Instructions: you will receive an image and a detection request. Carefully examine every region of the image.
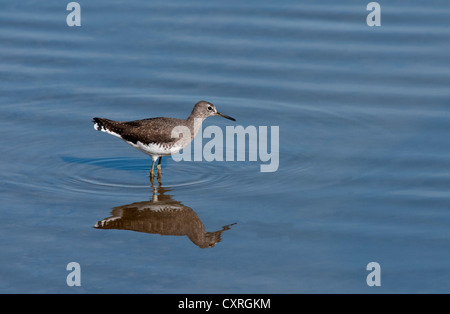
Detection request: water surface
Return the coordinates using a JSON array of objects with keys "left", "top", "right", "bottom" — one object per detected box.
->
[{"left": 1, "top": 0, "right": 449, "bottom": 293}]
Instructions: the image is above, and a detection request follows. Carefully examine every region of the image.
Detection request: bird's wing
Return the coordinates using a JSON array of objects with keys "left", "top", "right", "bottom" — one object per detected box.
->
[{"left": 94, "top": 117, "right": 186, "bottom": 145}]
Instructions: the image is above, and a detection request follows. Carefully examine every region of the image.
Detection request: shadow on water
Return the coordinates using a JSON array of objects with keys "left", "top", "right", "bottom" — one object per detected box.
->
[{"left": 94, "top": 184, "right": 236, "bottom": 249}]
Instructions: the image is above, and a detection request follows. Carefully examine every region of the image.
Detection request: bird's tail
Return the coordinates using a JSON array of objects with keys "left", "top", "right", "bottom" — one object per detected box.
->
[
  {"left": 93, "top": 117, "right": 109, "bottom": 132},
  {"left": 92, "top": 117, "right": 125, "bottom": 141}
]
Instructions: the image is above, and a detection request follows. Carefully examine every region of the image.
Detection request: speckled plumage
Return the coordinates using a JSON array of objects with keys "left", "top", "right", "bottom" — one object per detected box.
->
[{"left": 93, "top": 117, "right": 187, "bottom": 148}]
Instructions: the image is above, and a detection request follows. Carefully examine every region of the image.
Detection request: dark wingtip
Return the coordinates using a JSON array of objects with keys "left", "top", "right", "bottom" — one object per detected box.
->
[{"left": 93, "top": 117, "right": 104, "bottom": 131}]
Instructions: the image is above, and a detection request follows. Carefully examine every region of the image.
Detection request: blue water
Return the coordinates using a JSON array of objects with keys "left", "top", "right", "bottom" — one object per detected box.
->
[{"left": 1, "top": 0, "right": 449, "bottom": 293}]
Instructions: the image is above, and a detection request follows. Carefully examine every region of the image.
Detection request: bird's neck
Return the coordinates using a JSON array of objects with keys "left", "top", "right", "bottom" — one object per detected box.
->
[{"left": 186, "top": 115, "right": 206, "bottom": 138}]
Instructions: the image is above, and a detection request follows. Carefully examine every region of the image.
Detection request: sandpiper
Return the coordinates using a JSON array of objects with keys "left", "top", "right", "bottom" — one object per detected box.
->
[{"left": 93, "top": 101, "right": 235, "bottom": 179}]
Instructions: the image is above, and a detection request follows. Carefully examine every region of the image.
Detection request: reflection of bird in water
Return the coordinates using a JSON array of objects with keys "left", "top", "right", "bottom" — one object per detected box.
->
[{"left": 94, "top": 185, "right": 235, "bottom": 248}]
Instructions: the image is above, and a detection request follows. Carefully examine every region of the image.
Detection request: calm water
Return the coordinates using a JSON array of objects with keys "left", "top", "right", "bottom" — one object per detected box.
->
[{"left": 1, "top": 0, "right": 449, "bottom": 293}]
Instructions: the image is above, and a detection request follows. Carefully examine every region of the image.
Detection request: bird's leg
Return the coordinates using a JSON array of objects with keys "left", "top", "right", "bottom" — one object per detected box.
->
[
  {"left": 150, "top": 158, "right": 156, "bottom": 182},
  {"left": 157, "top": 171, "right": 161, "bottom": 185},
  {"left": 157, "top": 157, "right": 162, "bottom": 171},
  {"left": 156, "top": 157, "right": 162, "bottom": 184}
]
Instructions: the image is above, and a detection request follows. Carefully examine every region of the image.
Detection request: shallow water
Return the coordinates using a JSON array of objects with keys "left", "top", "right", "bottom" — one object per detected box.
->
[{"left": 1, "top": 0, "right": 449, "bottom": 293}]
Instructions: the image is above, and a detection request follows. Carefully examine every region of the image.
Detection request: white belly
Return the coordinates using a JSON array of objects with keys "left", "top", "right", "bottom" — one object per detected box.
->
[{"left": 129, "top": 140, "right": 183, "bottom": 157}]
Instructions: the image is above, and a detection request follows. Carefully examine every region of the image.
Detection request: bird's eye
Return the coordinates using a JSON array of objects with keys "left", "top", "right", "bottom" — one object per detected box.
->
[{"left": 207, "top": 106, "right": 213, "bottom": 111}]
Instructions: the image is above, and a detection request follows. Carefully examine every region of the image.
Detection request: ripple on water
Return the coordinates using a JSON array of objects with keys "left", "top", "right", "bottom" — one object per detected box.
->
[{"left": 55, "top": 156, "right": 238, "bottom": 196}]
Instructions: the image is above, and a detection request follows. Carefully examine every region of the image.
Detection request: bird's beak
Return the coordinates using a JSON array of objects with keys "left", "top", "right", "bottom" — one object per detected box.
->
[{"left": 216, "top": 111, "right": 236, "bottom": 121}]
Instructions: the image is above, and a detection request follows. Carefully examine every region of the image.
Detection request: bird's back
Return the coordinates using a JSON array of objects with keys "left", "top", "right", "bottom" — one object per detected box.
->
[{"left": 93, "top": 117, "right": 189, "bottom": 146}]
